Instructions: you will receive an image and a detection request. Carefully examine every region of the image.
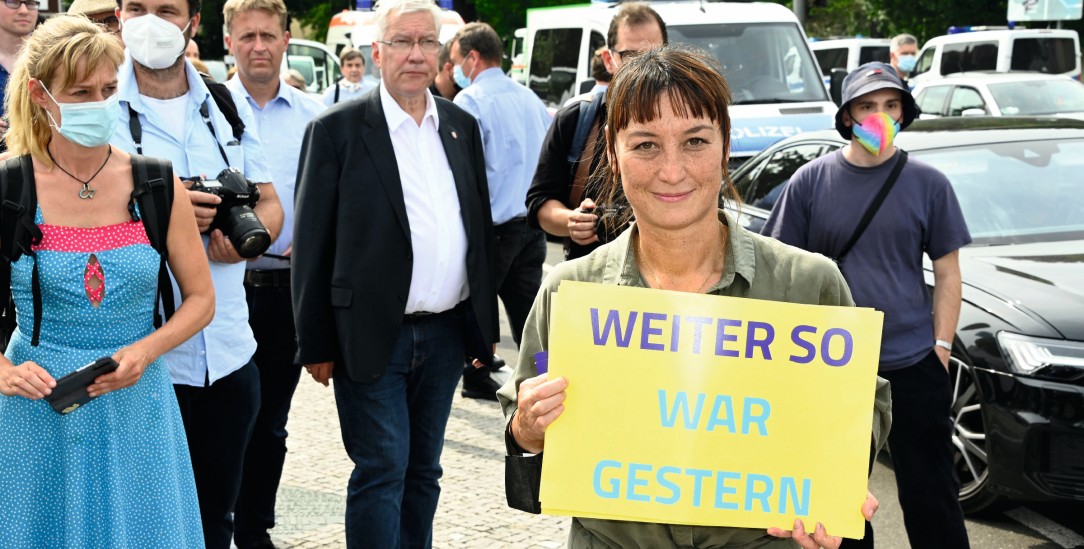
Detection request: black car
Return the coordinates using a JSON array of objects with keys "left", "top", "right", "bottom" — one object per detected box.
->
[{"left": 727, "top": 117, "right": 1084, "bottom": 514}]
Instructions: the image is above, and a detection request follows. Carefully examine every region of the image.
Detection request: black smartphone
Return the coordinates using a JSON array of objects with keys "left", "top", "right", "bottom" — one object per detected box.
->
[{"left": 43, "top": 356, "right": 119, "bottom": 415}]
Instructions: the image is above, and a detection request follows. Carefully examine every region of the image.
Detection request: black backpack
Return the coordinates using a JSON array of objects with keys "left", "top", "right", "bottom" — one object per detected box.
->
[
  {"left": 0, "top": 154, "right": 175, "bottom": 349},
  {"left": 202, "top": 74, "right": 245, "bottom": 142}
]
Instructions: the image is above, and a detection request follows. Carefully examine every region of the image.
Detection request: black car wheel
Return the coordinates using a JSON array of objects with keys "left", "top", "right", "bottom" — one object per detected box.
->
[{"left": 950, "top": 355, "right": 1004, "bottom": 514}]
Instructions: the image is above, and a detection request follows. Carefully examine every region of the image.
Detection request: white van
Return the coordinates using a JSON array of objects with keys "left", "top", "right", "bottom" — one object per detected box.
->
[
  {"left": 326, "top": 5, "right": 464, "bottom": 83},
  {"left": 523, "top": 0, "right": 836, "bottom": 162},
  {"left": 909, "top": 28, "right": 1081, "bottom": 87},
  {"left": 810, "top": 38, "right": 892, "bottom": 86},
  {"left": 284, "top": 39, "right": 342, "bottom": 95}
]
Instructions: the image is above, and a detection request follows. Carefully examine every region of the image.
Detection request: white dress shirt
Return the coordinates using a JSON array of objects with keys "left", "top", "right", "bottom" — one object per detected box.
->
[{"left": 379, "top": 82, "right": 469, "bottom": 314}]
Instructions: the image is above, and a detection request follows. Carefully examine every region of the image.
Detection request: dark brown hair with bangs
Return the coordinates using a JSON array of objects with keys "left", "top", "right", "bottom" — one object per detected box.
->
[{"left": 597, "top": 45, "right": 740, "bottom": 234}]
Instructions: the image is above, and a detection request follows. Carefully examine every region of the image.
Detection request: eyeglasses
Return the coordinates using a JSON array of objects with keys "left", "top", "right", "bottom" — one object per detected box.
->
[
  {"left": 4, "top": 0, "right": 38, "bottom": 10},
  {"left": 377, "top": 38, "right": 440, "bottom": 54},
  {"left": 98, "top": 15, "right": 120, "bottom": 29}
]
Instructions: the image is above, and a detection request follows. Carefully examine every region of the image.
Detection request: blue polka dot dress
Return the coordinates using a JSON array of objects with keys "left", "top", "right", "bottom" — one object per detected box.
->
[{"left": 0, "top": 206, "right": 204, "bottom": 548}]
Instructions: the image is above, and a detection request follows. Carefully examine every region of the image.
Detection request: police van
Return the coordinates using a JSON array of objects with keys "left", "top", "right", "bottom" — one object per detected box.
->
[
  {"left": 908, "top": 28, "right": 1081, "bottom": 87},
  {"left": 523, "top": 0, "right": 836, "bottom": 162},
  {"left": 810, "top": 37, "right": 892, "bottom": 87}
]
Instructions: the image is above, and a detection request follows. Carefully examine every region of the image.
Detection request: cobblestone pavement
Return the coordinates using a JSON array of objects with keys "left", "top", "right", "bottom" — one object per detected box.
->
[{"left": 266, "top": 324, "right": 568, "bottom": 548}]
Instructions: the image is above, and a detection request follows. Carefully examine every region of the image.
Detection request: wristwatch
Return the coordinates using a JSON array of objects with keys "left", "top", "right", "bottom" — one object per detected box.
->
[{"left": 935, "top": 339, "right": 952, "bottom": 351}]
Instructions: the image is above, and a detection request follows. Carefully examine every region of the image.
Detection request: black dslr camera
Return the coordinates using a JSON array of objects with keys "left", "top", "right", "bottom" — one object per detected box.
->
[
  {"left": 581, "top": 202, "right": 631, "bottom": 244},
  {"left": 188, "top": 168, "right": 271, "bottom": 258}
]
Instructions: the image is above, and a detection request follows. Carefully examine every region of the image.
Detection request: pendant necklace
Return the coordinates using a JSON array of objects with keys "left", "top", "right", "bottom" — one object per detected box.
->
[{"left": 47, "top": 145, "right": 112, "bottom": 200}]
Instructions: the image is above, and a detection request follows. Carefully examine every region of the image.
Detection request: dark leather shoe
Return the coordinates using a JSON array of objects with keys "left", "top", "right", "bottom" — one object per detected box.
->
[
  {"left": 489, "top": 353, "right": 507, "bottom": 372},
  {"left": 461, "top": 372, "right": 501, "bottom": 401},
  {"left": 234, "top": 532, "right": 276, "bottom": 549}
]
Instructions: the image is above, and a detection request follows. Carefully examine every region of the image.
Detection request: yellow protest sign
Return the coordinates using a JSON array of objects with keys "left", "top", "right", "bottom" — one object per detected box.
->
[{"left": 539, "top": 281, "right": 883, "bottom": 539}]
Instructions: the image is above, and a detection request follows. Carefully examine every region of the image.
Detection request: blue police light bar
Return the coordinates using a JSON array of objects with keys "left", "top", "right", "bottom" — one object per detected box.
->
[{"left": 438, "top": 0, "right": 453, "bottom": 8}]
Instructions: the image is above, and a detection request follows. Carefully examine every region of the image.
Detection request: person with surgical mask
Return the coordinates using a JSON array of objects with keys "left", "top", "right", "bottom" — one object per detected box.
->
[
  {"left": 763, "top": 62, "right": 972, "bottom": 549},
  {"left": 111, "top": 1, "right": 284, "bottom": 548},
  {"left": 890, "top": 33, "right": 919, "bottom": 85},
  {"left": 0, "top": 15, "right": 214, "bottom": 546}
]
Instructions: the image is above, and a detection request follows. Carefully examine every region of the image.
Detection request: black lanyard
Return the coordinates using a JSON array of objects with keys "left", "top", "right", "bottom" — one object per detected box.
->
[{"left": 127, "top": 99, "right": 232, "bottom": 168}]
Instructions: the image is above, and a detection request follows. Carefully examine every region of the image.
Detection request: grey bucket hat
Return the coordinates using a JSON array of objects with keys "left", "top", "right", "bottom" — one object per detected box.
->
[{"left": 835, "top": 62, "right": 919, "bottom": 139}]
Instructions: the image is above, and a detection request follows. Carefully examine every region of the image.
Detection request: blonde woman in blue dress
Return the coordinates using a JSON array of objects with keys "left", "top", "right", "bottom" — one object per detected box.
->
[{"left": 0, "top": 15, "right": 214, "bottom": 547}]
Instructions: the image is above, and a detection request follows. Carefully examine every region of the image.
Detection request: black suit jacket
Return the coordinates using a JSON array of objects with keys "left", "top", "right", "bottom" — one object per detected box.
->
[{"left": 292, "top": 89, "right": 498, "bottom": 383}]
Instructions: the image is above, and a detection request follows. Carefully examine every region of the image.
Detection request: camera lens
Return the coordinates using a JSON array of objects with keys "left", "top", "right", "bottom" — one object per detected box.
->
[
  {"left": 235, "top": 230, "right": 272, "bottom": 258},
  {"left": 220, "top": 208, "right": 271, "bottom": 258}
]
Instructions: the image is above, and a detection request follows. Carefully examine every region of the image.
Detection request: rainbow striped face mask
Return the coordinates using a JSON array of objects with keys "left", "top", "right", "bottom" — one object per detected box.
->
[{"left": 853, "top": 112, "right": 901, "bottom": 156}]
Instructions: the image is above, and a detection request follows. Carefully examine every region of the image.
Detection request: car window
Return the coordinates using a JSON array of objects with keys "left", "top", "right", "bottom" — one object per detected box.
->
[
  {"left": 989, "top": 79, "right": 1084, "bottom": 115},
  {"left": 948, "top": 86, "right": 987, "bottom": 116},
  {"left": 858, "top": 45, "right": 890, "bottom": 65},
  {"left": 529, "top": 28, "right": 583, "bottom": 108},
  {"left": 916, "top": 85, "right": 951, "bottom": 115},
  {"left": 917, "top": 138, "right": 1084, "bottom": 244},
  {"left": 744, "top": 143, "right": 835, "bottom": 210},
  {"left": 586, "top": 31, "right": 605, "bottom": 77},
  {"left": 941, "top": 41, "right": 998, "bottom": 74},
  {"left": 670, "top": 23, "right": 829, "bottom": 103},
  {"left": 814, "top": 48, "right": 848, "bottom": 77},
  {"left": 1010, "top": 37, "right": 1078, "bottom": 74},
  {"left": 913, "top": 47, "right": 935, "bottom": 76}
]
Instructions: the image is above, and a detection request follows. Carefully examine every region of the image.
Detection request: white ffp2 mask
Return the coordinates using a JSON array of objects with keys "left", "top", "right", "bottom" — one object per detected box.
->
[{"left": 122, "top": 14, "right": 191, "bottom": 70}]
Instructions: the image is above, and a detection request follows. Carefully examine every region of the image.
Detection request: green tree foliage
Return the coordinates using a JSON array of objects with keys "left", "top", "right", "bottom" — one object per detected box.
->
[
  {"left": 291, "top": 0, "right": 350, "bottom": 43},
  {"left": 194, "top": 0, "right": 225, "bottom": 59},
  {"left": 469, "top": 0, "right": 583, "bottom": 41}
]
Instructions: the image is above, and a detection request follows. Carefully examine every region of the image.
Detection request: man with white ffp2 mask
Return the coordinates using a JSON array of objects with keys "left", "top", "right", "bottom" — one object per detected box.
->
[{"left": 111, "top": 1, "right": 284, "bottom": 548}]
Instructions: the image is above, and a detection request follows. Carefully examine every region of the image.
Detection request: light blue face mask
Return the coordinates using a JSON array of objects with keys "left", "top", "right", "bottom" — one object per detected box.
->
[
  {"left": 453, "top": 62, "right": 473, "bottom": 89},
  {"left": 897, "top": 54, "right": 917, "bottom": 73},
  {"left": 41, "top": 83, "right": 121, "bottom": 148}
]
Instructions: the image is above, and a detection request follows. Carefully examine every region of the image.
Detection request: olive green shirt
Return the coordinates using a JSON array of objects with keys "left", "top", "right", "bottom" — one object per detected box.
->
[{"left": 497, "top": 211, "right": 892, "bottom": 549}]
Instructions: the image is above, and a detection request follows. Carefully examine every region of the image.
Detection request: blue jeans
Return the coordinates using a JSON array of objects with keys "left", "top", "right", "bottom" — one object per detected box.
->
[{"left": 333, "top": 309, "right": 466, "bottom": 549}]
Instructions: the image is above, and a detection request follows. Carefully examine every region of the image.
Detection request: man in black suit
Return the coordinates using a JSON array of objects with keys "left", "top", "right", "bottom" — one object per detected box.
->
[{"left": 291, "top": 1, "right": 497, "bottom": 546}]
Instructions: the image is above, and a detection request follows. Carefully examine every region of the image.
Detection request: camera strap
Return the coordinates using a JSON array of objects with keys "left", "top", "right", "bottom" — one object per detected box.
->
[
  {"left": 126, "top": 100, "right": 232, "bottom": 168},
  {"left": 198, "top": 100, "right": 233, "bottom": 167}
]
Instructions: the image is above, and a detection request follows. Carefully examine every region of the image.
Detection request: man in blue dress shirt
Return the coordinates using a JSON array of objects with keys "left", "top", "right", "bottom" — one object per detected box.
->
[
  {"left": 112, "top": 0, "right": 284, "bottom": 547},
  {"left": 450, "top": 22, "right": 552, "bottom": 400},
  {"left": 223, "top": 0, "right": 326, "bottom": 547}
]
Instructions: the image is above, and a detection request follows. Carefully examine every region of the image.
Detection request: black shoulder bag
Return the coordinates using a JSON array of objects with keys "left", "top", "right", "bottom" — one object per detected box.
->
[{"left": 832, "top": 151, "right": 908, "bottom": 265}]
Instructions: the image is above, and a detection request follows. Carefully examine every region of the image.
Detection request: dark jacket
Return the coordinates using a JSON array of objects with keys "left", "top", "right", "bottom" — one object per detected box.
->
[{"left": 292, "top": 89, "right": 498, "bottom": 382}]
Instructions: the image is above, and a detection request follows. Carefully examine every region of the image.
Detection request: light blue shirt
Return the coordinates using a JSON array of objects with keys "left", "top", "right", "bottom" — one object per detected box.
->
[
  {"left": 226, "top": 77, "right": 326, "bottom": 271},
  {"left": 322, "top": 78, "right": 377, "bottom": 107},
  {"left": 112, "top": 55, "right": 273, "bottom": 387},
  {"left": 453, "top": 67, "right": 552, "bottom": 225}
]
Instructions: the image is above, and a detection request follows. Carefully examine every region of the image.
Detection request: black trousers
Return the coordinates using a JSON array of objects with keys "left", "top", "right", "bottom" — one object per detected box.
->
[
  {"left": 491, "top": 218, "right": 546, "bottom": 347},
  {"left": 464, "top": 219, "right": 545, "bottom": 383},
  {"left": 881, "top": 350, "right": 971, "bottom": 548},
  {"left": 175, "top": 360, "right": 261, "bottom": 549},
  {"left": 234, "top": 282, "right": 303, "bottom": 543}
]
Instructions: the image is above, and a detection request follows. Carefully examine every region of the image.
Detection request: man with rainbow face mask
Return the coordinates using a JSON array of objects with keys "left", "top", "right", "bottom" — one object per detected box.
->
[{"left": 762, "top": 62, "right": 972, "bottom": 549}]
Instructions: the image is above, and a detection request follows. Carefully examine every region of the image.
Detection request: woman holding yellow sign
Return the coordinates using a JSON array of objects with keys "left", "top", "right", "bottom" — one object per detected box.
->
[{"left": 498, "top": 46, "right": 891, "bottom": 549}]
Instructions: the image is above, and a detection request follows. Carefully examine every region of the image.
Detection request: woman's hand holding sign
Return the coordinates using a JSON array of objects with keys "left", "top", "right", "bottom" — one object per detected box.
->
[
  {"left": 766, "top": 490, "right": 879, "bottom": 548},
  {"left": 512, "top": 373, "right": 569, "bottom": 454}
]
